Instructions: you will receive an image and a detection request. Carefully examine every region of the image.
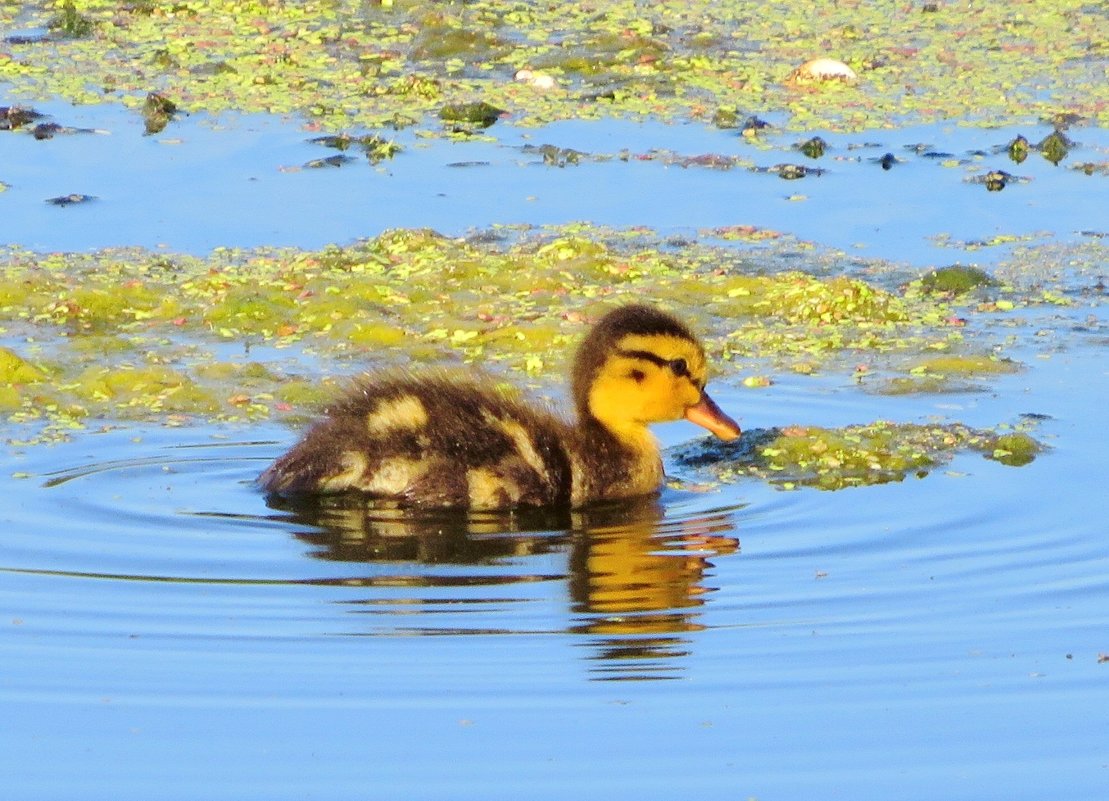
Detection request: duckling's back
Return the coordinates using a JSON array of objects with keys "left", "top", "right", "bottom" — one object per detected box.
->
[{"left": 259, "top": 374, "right": 574, "bottom": 510}]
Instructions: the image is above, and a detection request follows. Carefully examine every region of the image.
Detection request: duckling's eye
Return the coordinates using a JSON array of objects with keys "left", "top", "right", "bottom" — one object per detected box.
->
[{"left": 668, "top": 358, "right": 689, "bottom": 378}]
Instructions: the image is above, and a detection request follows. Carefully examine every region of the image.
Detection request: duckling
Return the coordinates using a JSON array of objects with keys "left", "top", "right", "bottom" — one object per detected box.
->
[{"left": 259, "top": 304, "right": 740, "bottom": 509}]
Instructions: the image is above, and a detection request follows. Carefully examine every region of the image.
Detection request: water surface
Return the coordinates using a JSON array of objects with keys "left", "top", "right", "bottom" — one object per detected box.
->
[
  {"left": 2, "top": 99, "right": 1108, "bottom": 799},
  {"left": 1, "top": 94, "right": 1105, "bottom": 266},
  {"left": 4, "top": 305, "right": 1108, "bottom": 798}
]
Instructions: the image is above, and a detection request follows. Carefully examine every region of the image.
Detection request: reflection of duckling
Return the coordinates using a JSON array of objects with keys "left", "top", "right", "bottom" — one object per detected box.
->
[{"left": 259, "top": 304, "right": 740, "bottom": 509}]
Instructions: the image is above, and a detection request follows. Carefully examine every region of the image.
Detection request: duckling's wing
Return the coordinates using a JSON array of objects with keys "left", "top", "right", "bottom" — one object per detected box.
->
[{"left": 260, "top": 376, "right": 574, "bottom": 509}]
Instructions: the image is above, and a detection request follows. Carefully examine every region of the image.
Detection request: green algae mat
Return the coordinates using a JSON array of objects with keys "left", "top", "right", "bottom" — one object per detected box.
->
[
  {"left": 1, "top": 227, "right": 1094, "bottom": 487},
  {"left": 2, "top": 0, "right": 1106, "bottom": 133}
]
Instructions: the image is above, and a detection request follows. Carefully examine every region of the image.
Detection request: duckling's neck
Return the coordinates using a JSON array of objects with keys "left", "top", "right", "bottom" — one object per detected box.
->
[{"left": 570, "top": 415, "right": 663, "bottom": 506}]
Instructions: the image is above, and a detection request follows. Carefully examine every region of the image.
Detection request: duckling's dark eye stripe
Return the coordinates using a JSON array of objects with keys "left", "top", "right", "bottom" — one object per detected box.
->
[
  {"left": 617, "top": 349, "right": 696, "bottom": 380},
  {"left": 617, "top": 349, "right": 670, "bottom": 368}
]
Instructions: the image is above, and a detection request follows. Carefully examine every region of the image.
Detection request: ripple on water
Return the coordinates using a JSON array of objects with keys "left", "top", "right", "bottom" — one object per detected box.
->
[{"left": 3, "top": 390, "right": 1107, "bottom": 799}]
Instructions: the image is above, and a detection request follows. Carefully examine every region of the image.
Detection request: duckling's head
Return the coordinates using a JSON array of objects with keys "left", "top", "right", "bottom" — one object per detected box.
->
[{"left": 573, "top": 304, "right": 741, "bottom": 444}]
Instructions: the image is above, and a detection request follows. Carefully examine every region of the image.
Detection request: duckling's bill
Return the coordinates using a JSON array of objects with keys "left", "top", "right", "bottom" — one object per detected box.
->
[{"left": 685, "top": 393, "right": 741, "bottom": 441}]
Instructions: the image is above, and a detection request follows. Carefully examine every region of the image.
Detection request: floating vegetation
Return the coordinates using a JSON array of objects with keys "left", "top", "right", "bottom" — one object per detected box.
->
[
  {"left": 45, "top": 193, "right": 95, "bottom": 206},
  {"left": 0, "top": 225, "right": 1098, "bottom": 444},
  {"left": 968, "top": 170, "right": 1027, "bottom": 192},
  {"left": 142, "top": 92, "right": 178, "bottom": 135},
  {"left": 303, "top": 155, "right": 355, "bottom": 169},
  {"left": 786, "top": 57, "right": 859, "bottom": 86},
  {"left": 0, "top": 347, "right": 45, "bottom": 385},
  {"left": 918, "top": 265, "right": 997, "bottom": 294},
  {"left": 439, "top": 101, "right": 506, "bottom": 129},
  {"left": 672, "top": 421, "right": 1041, "bottom": 491},
  {"left": 0, "top": 1, "right": 1103, "bottom": 134},
  {"left": 523, "top": 143, "right": 588, "bottom": 167},
  {"left": 310, "top": 133, "right": 402, "bottom": 164},
  {"left": 797, "top": 136, "right": 827, "bottom": 159},
  {"left": 1007, "top": 135, "right": 1031, "bottom": 163},
  {"left": 869, "top": 352, "right": 1021, "bottom": 395},
  {"left": 761, "top": 164, "right": 825, "bottom": 179},
  {"left": 47, "top": 0, "right": 95, "bottom": 39},
  {"left": 0, "top": 106, "right": 45, "bottom": 131},
  {"left": 1038, "top": 130, "right": 1072, "bottom": 165}
]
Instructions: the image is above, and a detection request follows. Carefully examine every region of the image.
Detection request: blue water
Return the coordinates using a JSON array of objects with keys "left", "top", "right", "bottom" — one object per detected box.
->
[
  {"left": 1, "top": 93, "right": 1105, "bottom": 266},
  {"left": 4, "top": 303, "right": 1108, "bottom": 798},
  {"left": 2, "top": 94, "right": 1108, "bottom": 799}
]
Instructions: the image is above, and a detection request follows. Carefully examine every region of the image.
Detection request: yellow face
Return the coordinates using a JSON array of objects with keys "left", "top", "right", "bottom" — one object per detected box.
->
[{"left": 587, "top": 333, "right": 710, "bottom": 439}]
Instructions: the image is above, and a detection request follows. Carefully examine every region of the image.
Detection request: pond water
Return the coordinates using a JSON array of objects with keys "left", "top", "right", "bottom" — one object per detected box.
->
[
  {"left": 2, "top": 93, "right": 1106, "bottom": 265},
  {"left": 2, "top": 96, "right": 1108, "bottom": 800}
]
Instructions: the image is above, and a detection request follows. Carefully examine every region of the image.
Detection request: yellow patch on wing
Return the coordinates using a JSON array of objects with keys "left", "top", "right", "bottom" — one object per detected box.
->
[
  {"left": 483, "top": 411, "right": 549, "bottom": 479},
  {"left": 318, "top": 450, "right": 369, "bottom": 492},
  {"left": 467, "top": 467, "right": 519, "bottom": 510},
  {"left": 356, "top": 457, "right": 427, "bottom": 496},
  {"left": 365, "top": 395, "right": 428, "bottom": 435}
]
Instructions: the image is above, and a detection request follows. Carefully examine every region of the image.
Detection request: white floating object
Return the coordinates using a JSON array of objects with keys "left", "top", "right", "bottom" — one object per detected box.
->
[
  {"left": 514, "top": 69, "right": 556, "bottom": 90},
  {"left": 788, "top": 58, "right": 858, "bottom": 85}
]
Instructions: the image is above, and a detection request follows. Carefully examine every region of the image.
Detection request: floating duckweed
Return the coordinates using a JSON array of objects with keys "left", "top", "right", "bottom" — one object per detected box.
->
[
  {"left": 274, "top": 379, "right": 339, "bottom": 410},
  {"left": 344, "top": 322, "right": 408, "bottom": 347},
  {"left": 411, "top": 21, "right": 507, "bottom": 62},
  {"left": 0, "top": 385, "right": 23, "bottom": 411},
  {"left": 673, "top": 421, "right": 1040, "bottom": 491},
  {"left": 873, "top": 375, "right": 975, "bottom": 395},
  {"left": 0, "top": 347, "right": 45, "bottom": 384},
  {"left": 0, "top": 225, "right": 1096, "bottom": 439},
  {"left": 0, "top": 0, "right": 1105, "bottom": 135},
  {"left": 64, "top": 284, "right": 177, "bottom": 330},
  {"left": 72, "top": 365, "right": 220, "bottom": 415},
  {"left": 910, "top": 354, "right": 1020, "bottom": 377},
  {"left": 762, "top": 275, "right": 907, "bottom": 324},
  {"left": 204, "top": 288, "right": 297, "bottom": 336}
]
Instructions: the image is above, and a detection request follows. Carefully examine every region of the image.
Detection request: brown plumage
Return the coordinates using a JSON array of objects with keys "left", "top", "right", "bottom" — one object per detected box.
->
[{"left": 259, "top": 304, "right": 740, "bottom": 509}]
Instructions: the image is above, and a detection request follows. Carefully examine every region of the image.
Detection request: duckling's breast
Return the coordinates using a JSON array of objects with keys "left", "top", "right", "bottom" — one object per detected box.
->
[{"left": 260, "top": 377, "right": 575, "bottom": 510}]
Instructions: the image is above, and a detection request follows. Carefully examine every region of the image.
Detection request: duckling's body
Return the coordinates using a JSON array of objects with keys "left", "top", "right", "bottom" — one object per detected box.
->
[{"left": 259, "top": 305, "right": 739, "bottom": 509}]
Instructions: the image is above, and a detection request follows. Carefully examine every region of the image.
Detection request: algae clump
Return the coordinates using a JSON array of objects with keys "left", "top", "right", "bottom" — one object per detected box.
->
[
  {"left": 919, "top": 265, "right": 997, "bottom": 294},
  {"left": 672, "top": 421, "right": 1040, "bottom": 491},
  {"left": 0, "top": 348, "right": 46, "bottom": 384}
]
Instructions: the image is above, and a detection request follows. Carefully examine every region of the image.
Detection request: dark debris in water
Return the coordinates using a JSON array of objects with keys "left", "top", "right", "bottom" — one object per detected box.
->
[
  {"left": 797, "top": 136, "right": 828, "bottom": 159},
  {"left": 309, "top": 133, "right": 401, "bottom": 164},
  {"left": 760, "top": 163, "right": 825, "bottom": 180},
  {"left": 0, "top": 106, "right": 101, "bottom": 139},
  {"left": 968, "top": 170, "right": 1027, "bottom": 192},
  {"left": 45, "top": 193, "right": 96, "bottom": 206},
  {"left": 522, "top": 143, "right": 589, "bottom": 167},
  {"left": 142, "top": 92, "right": 179, "bottom": 135},
  {"left": 1006, "top": 134, "right": 1031, "bottom": 163},
  {"left": 0, "top": 106, "right": 45, "bottom": 131},
  {"left": 304, "top": 155, "right": 356, "bottom": 169},
  {"left": 874, "top": 152, "right": 900, "bottom": 170}
]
